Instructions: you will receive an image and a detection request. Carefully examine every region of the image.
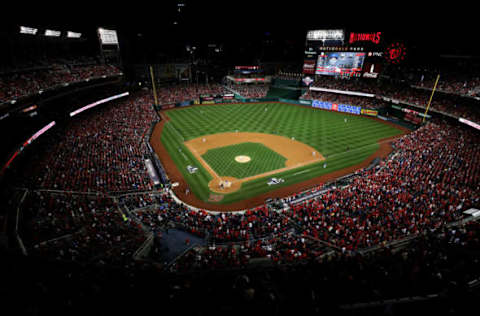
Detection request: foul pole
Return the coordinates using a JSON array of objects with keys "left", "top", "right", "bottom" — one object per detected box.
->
[
  {"left": 422, "top": 74, "right": 440, "bottom": 123},
  {"left": 149, "top": 65, "right": 159, "bottom": 107}
]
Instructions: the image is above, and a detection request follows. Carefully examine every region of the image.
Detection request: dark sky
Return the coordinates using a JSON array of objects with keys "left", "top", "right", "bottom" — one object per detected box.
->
[{"left": 3, "top": 0, "right": 476, "bottom": 58}]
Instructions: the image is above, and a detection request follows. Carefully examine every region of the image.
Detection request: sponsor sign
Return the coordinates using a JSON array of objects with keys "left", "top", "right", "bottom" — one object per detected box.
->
[
  {"left": 312, "top": 100, "right": 361, "bottom": 115},
  {"left": 307, "top": 29, "right": 344, "bottom": 41},
  {"left": 161, "top": 103, "right": 175, "bottom": 110},
  {"left": 299, "top": 99, "right": 313, "bottom": 105},
  {"left": 312, "top": 100, "right": 332, "bottom": 110},
  {"left": 349, "top": 32, "right": 382, "bottom": 44},
  {"left": 361, "top": 109, "right": 378, "bottom": 116},
  {"left": 303, "top": 60, "right": 316, "bottom": 74}
]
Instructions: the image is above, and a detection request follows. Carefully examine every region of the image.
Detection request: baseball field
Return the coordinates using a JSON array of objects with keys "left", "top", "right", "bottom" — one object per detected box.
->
[{"left": 150, "top": 102, "right": 408, "bottom": 210}]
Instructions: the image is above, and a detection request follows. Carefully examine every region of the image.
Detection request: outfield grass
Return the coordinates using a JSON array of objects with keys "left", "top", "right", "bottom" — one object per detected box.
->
[
  {"left": 201, "top": 142, "right": 287, "bottom": 179},
  {"left": 161, "top": 102, "right": 405, "bottom": 204}
]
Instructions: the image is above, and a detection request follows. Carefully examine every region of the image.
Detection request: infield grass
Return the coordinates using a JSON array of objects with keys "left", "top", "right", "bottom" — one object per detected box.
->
[{"left": 202, "top": 142, "right": 287, "bottom": 179}]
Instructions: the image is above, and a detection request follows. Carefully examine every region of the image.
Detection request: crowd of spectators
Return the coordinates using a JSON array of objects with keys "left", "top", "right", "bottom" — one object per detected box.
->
[
  {"left": 8, "top": 201, "right": 478, "bottom": 315},
  {"left": 7, "top": 85, "right": 478, "bottom": 273},
  {"left": 285, "top": 121, "right": 479, "bottom": 251},
  {"left": 164, "top": 120, "right": 478, "bottom": 270},
  {"left": 301, "top": 89, "right": 388, "bottom": 109},
  {"left": 155, "top": 83, "right": 228, "bottom": 105},
  {"left": 274, "top": 72, "right": 303, "bottom": 82},
  {"left": 0, "top": 60, "right": 122, "bottom": 104},
  {"left": 226, "top": 84, "right": 269, "bottom": 98},
  {"left": 304, "top": 76, "right": 480, "bottom": 122},
  {"left": 15, "top": 91, "right": 157, "bottom": 193},
  {"left": 2, "top": 87, "right": 478, "bottom": 314},
  {"left": 383, "top": 62, "right": 480, "bottom": 97}
]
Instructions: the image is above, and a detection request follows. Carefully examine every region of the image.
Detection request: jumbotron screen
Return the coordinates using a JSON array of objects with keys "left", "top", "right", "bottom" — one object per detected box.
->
[
  {"left": 315, "top": 52, "right": 366, "bottom": 76},
  {"left": 98, "top": 28, "right": 118, "bottom": 45}
]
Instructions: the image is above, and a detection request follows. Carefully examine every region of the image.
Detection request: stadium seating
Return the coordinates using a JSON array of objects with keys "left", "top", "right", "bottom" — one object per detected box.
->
[
  {"left": 7, "top": 87, "right": 478, "bottom": 272},
  {"left": 304, "top": 76, "right": 480, "bottom": 122},
  {"left": 0, "top": 59, "right": 122, "bottom": 104},
  {"left": 226, "top": 84, "right": 269, "bottom": 98},
  {"left": 155, "top": 83, "right": 228, "bottom": 105}
]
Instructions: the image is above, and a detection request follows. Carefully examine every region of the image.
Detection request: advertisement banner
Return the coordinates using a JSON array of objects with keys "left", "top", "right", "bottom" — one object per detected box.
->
[
  {"left": 312, "top": 100, "right": 361, "bottom": 115},
  {"left": 303, "top": 60, "right": 316, "bottom": 74},
  {"left": 312, "top": 100, "right": 333, "bottom": 110},
  {"left": 298, "top": 99, "right": 313, "bottom": 106},
  {"left": 176, "top": 100, "right": 192, "bottom": 107},
  {"left": 337, "top": 104, "right": 361, "bottom": 114},
  {"left": 161, "top": 104, "right": 175, "bottom": 110},
  {"left": 361, "top": 109, "right": 378, "bottom": 116}
]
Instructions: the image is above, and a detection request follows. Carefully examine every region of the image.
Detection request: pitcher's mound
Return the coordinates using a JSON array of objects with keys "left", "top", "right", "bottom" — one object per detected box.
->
[{"left": 235, "top": 155, "right": 251, "bottom": 163}]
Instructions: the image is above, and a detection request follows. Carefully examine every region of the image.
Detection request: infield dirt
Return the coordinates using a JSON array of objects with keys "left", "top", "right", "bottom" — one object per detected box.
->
[{"left": 184, "top": 132, "right": 325, "bottom": 194}]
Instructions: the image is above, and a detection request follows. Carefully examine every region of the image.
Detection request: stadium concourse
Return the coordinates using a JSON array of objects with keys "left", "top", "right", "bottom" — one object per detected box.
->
[{"left": 1, "top": 78, "right": 480, "bottom": 314}]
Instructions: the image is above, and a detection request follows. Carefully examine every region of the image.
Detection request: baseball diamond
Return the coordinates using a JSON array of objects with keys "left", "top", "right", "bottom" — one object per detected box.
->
[{"left": 151, "top": 102, "right": 408, "bottom": 210}]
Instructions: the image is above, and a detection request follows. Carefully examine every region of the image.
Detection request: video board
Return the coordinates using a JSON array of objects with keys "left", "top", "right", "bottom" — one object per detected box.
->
[
  {"left": 315, "top": 52, "right": 366, "bottom": 77},
  {"left": 98, "top": 28, "right": 118, "bottom": 45}
]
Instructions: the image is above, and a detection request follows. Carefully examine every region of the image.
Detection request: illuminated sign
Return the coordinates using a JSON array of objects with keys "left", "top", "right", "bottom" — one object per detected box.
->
[
  {"left": 310, "top": 86, "right": 375, "bottom": 98},
  {"left": 235, "top": 66, "right": 260, "bottom": 70},
  {"left": 45, "top": 29, "right": 61, "bottom": 37},
  {"left": 67, "top": 31, "right": 82, "bottom": 38},
  {"left": 349, "top": 32, "right": 382, "bottom": 44},
  {"left": 19, "top": 26, "right": 37, "bottom": 35},
  {"left": 368, "top": 52, "right": 383, "bottom": 57},
  {"left": 233, "top": 78, "right": 265, "bottom": 83},
  {"left": 98, "top": 28, "right": 119, "bottom": 45},
  {"left": 24, "top": 121, "right": 56, "bottom": 146},
  {"left": 459, "top": 118, "right": 480, "bottom": 130},
  {"left": 361, "top": 109, "right": 378, "bottom": 116},
  {"left": 312, "top": 100, "right": 361, "bottom": 115},
  {"left": 303, "top": 60, "right": 316, "bottom": 74},
  {"left": 385, "top": 42, "right": 406, "bottom": 64},
  {"left": 307, "top": 29, "right": 344, "bottom": 41},
  {"left": 70, "top": 92, "right": 129, "bottom": 117},
  {"left": 302, "top": 76, "right": 314, "bottom": 86},
  {"left": 22, "top": 105, "right": 38, "bottom": 113}
]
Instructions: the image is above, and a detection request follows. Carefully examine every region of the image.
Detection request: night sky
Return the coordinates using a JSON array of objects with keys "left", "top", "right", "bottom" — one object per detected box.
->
[{"left": 2, "top": 0, "right": 476, "bottom": 63}]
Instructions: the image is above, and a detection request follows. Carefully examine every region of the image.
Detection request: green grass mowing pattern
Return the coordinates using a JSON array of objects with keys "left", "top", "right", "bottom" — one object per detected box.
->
[
  {"left": 161, "top": 123, "right": 212, "bottom": 201},
  {"left": 219, "top": 142, "right": 377, "bottom": 204},
  {"left": 161, "top": 103, "right": 406, "bottom": 204},
  {"left": 201, "top": 142, "right": 287, "bottom": 179}
]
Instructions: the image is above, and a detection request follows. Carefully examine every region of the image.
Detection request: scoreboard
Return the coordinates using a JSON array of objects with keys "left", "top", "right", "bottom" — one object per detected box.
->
[
  {"left": 304, "top": 29, "right": 388, "bottom": 79},
  {"left": 315, "top": 52, "right": 366, "bottom": 77}
]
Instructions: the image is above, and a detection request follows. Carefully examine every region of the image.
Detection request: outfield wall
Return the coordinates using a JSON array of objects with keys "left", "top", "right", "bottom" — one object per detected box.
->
[{"left": 159, "top": 95, "right": 381, "bottom": 118}]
